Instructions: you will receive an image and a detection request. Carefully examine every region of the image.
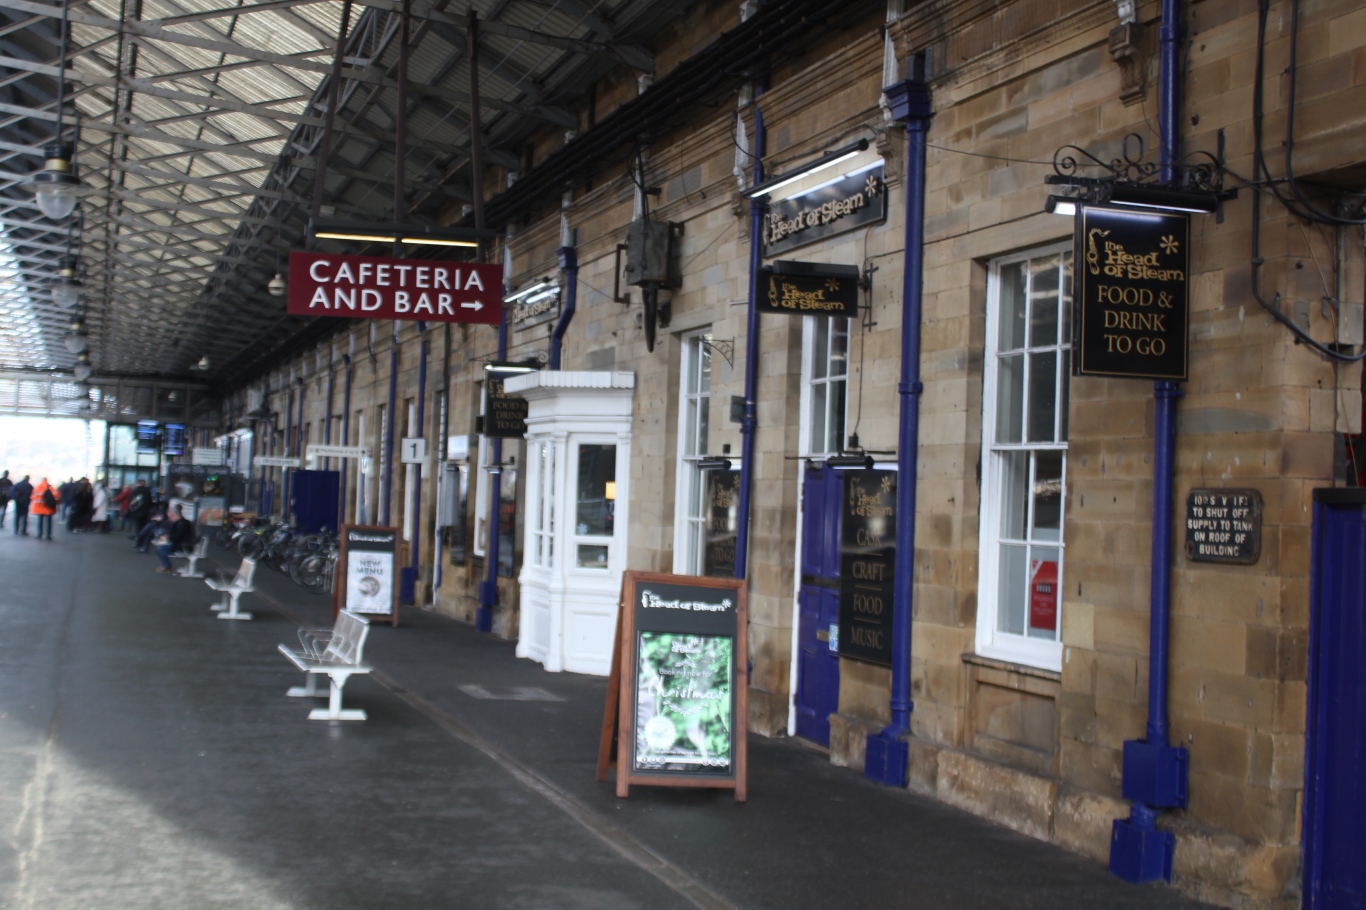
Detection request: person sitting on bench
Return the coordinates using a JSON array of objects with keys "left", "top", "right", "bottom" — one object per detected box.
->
[
  {"left": 153, "top": 505, "right": 197, "bottom": 575},
  {"left": 134, "top": 507, "right": 168, "bottom": 553}
]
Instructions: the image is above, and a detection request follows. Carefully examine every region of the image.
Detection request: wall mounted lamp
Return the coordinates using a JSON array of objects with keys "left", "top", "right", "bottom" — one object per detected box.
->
[{"left": 742, "top": 138, "right": 871, "bottom": 199}]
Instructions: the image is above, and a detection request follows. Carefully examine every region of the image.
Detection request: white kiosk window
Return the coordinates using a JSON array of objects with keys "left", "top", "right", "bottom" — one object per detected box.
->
[
  {"left": 573, "top": 443, "right": 616, "bottom": 569},
  {"left": 530, "top": 439, "right": 557, "bottom": 569}
]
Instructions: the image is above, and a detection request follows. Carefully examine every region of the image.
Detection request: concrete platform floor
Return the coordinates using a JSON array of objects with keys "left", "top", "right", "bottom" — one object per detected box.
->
[{"left": 0, "top": 532, "right": 1215, "bottom": 910}]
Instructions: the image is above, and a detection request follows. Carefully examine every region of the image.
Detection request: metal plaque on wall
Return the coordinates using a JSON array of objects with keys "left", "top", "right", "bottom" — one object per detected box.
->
[
  {"left": 511, "top": 288, "right": 561, "bottom": 330},
  {"left": 1184, "top": 488, "right": 1262, "bottom": 564},
  {"left": 1073, "top": 204, "right": 1190, "bottom": 380},
  {"left": 762, "top": 163, "right": 886, "bottom": 257},
  {"left": 838, "top": 469, "right": 896, "bottom": 666}
]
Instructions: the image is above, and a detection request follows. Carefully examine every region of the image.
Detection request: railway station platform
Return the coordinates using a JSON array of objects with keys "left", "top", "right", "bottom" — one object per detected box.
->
[{"left": 0, "top": 533, "right": 1213, "bottom": 910}]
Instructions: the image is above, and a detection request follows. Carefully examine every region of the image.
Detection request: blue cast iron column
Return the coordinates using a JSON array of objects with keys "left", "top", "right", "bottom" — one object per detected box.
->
[
  {"left": 340, "top": 355, "right": 352, "bottom": 529},
  {"left": 1110, "top": 0, "right": 1190, "bottom": 884},
  {"left": 383, "top": 326, "right": 398, "bottom": 526},
  {"left": 478, "top": 305, "right": 509, "bottom": 633},
  {"left": 410, "top": 326, "right": 428, "bottom": 598},
  {"left": 866, "top": 58, "right": 932, "bottom": 788},
  {"left": 735, "top": 82, "right": 765, "bottom": 580}
]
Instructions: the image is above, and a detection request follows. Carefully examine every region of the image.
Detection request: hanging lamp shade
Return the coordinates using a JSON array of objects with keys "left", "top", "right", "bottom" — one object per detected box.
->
[
  {"left": 73, "top": 351, "right": 92, "bottom": 381},
  {"left": 268, "top": 273, "right": 287, "bottom": 297},
  {"left": 28, "top": 143, "right": 85, "bottom": 221},
  {"left": 50, "top": 255, "right": 82, "bottom": 308}
]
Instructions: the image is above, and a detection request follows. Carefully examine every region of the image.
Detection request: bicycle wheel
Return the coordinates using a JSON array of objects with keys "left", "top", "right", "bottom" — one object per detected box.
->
[
  {"left": 299, "top": 554, "right": 328, "bottom": 593},
  {"left": 212, "top": 525, "right": 235, "bottom": 550},
  {"left": 238, "top": 533, "right": 266, "bottom": 560}
]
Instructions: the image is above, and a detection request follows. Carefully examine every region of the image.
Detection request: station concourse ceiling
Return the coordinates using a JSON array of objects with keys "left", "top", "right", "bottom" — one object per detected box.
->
[{"left": 0, "top": 0, "right": 698, "bottom": 411}]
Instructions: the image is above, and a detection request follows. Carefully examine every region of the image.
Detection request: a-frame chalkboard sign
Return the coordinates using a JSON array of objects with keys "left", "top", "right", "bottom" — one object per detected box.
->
[{"left": 597, "top": 571, "right": 748, "bottom": 801}]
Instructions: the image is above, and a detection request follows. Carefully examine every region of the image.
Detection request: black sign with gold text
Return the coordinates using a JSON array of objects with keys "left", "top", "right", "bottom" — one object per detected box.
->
[
  {"left": 758, "top": 262, "right": 860, "bottom": 318},
  {"left": 763, "top": 164, "right": 886, "bottom": 256},
  {"left": 481, "top": 368, "right": 529, "bottom": 438},
  {"left": 1073, "top": 204, "right": 1190, "bottom": 380},
  {"left": 839, "top": 469, "right": 895, "bottom": 666},
  {"left": 702, "top": 469, "right": 739, "bottom": 578}
]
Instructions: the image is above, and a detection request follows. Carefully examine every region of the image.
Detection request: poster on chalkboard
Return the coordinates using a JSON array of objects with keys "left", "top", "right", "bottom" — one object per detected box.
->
[{"left": 599, "top": 572, "right": 748, "bottom": 801}]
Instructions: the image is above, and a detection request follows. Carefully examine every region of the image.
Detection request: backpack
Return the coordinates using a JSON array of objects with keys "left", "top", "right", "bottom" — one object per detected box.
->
[
  {"left": 130, "top": 490, "right": 149, "bottom": 512},
  {"left": 41, "top": 488, "right": 56, "bottom": 510}
]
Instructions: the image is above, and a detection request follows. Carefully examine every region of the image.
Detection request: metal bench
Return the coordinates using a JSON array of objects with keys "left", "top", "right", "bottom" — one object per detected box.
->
[
  {"left": 278, "top": 610, "right": 372, "bottom": 721},
  {"left": 172, "top": 537, "right": 209, "bottom": 578},
  {"left": 206, "top": 558, "right": 257, "bottom": 621}
]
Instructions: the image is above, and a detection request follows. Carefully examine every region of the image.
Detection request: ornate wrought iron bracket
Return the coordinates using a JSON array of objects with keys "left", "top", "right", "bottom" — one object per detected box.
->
[
  {"left": 700, "top": 337, "right": 736, "bottom": 368},
  {"left": 1046, "top": 132, "right": 1235, "bottom": 215}
]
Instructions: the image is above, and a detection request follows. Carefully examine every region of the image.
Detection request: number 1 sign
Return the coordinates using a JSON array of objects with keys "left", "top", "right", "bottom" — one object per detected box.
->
[{"left": 400, "top": 437, "right": 428, "bottom": 465}]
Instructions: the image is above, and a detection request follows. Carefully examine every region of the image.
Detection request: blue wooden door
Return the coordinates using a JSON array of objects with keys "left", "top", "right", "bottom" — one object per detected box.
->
[
  {"left": 1305, "top": 489, "right": 1366, "bottom": 910},
  {"left": 796, "top": 465, "right": 841, "bottom": 746}
]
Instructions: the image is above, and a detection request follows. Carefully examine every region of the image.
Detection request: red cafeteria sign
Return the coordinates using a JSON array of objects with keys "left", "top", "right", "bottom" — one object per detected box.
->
[{"left": 287, "top": 251, "right": 504, "bottom": 325}]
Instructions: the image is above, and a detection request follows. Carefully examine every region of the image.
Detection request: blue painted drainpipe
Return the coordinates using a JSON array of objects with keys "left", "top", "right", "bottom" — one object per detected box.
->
[
  {"left": 866, "top": 56, "right": 932, "bottom": 788},
  {"left": 294, "top": 376, "right": 305, "bottom": 520},
  {"left": 735, "top": 83, "right": 765, "bottom": 580},
  {"left": 1109, "top": 0, "right": 1189, "bottom": 884},
  {"left": 550, "top": 246, "right": 577, "bottom": 370}
]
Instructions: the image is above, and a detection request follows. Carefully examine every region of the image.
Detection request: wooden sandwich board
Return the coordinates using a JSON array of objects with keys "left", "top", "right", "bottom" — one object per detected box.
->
[{"left": 596, "top": 571, "right": 748, "bottom": 802}]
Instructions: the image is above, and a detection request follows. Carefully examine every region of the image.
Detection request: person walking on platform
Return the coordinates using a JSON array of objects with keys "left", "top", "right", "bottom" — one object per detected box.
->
[
  {"left": 0, "top": 470, "right": 11, "bottom": 526},
  {"left": 127, "top": 480, "right": 153, "bottom": 532},
  {"left": 68, "top": 479, "right": 93, "bottom": 533},
  {"left": 113, "top": 485, "right": 133, "bottom": 531},
  {"left": 31, "top": 478, "right": 57, "bottom": 540},
  {"left": 93, "top": 482, "right": 111, "bottom": 533},
  {"left": 10, "top": 475, "right": 32, "bottom": 536}
]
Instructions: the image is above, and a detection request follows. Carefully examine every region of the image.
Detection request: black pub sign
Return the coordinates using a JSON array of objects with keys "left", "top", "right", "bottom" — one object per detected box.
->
[
  {"left": 758, "top": 261, "right": 860, "bottom": 319},
  {"left": 702, "top": 468, "right": 740, "bottom": 578},
  {"left": 481, "top": 366, "right": 530, "bottom": 438},
  {"left": 1073, "top": 204, "right": 1190, "bottom": 381},
  {"left": 839, "top": 469, "right": 896, "bottom": 666},
  {"left": 763, "top": 163, "right": 886, "bottom": 257}
]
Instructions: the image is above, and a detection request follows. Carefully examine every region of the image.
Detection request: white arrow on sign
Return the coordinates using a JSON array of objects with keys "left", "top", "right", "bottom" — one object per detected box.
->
[{"left": 461, "top": 301, "right": 483, "bottom": 310}]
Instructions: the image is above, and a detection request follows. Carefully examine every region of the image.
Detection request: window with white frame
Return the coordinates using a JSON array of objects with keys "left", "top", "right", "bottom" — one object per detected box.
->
[
  {"left": 530, "top": 439, "right": 556, "bottom": 569},
  {"left": 673, "top": 330, "right": 712, "bottom": 573},
  {"left": 805, "top": 317, "right": 849, "bottom": 456},
  {"left": 977, "top": 245, "right": 1072, "bottom": 671}
]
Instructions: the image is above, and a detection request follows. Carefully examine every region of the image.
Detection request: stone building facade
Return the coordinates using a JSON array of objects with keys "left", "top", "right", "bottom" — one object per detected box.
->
[{"left": 217, "top": 0, "right": 1366, "bottom": 906}]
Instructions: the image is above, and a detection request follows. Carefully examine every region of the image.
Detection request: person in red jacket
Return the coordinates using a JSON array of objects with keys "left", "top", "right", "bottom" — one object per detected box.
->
[{"left": 31, "top": 477, "right": 58, "bottom": 541}]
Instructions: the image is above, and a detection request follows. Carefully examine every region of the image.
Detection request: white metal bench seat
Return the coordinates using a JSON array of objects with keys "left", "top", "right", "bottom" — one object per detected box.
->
[
  {"left": 206, "top": 558, "right": 257, "bottom": 620},
  {"left": 172, "top": 536, "right": 209, "bottom": 578},
  {"left": 278, "top": 610, "right": 372, "bottom": 721}
]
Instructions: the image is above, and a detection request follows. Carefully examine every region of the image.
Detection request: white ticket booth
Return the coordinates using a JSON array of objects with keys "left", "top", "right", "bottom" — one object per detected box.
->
[{"left": 504, "top": 371, "right": 634, "bottom": 675}]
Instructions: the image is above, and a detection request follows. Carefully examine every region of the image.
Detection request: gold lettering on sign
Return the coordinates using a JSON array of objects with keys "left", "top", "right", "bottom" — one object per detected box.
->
[{"left": 767, "top": 276, "right": 848, "bottom": 312}]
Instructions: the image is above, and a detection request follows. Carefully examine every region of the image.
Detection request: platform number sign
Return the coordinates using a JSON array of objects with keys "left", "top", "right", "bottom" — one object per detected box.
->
[{"left": 400, "top": 437, "right": 427, "bottom": 465}]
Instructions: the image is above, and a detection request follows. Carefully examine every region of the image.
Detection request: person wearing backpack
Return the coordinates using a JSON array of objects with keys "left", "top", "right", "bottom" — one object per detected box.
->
[
  {"left": 31, "top": 478, "right": 58, "bottom": 541},
  {"left": 10, "top": 475, "right": 32, "bottom": 535}
]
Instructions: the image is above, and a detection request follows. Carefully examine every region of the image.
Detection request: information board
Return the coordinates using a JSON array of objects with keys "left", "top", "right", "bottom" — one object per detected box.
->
[
  {"left": 162, "top": 423, "right": 187, "bottom": 456},
  {"left": 136, "top": 419, "right": 160, "bottom": 454},
  {"left": 333, "top": 524, "right": 400, "bottom": 626},
  {"left": 597, "top": 571, "right": 748, "bottom": 801},
  {"left": 839, "top": 469, "right": 895, "bottom": 666}
]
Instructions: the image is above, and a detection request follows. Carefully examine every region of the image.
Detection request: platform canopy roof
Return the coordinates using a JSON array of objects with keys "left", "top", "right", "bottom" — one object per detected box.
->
[{"left": 0, "top": 0, "right": 693, "bottom": 403}]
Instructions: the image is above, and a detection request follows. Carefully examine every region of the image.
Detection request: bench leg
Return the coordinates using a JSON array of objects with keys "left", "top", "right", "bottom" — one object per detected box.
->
[
  {"left": 210, "top": 592, "right": 227, "bottom": 612},
  {"left": 287, "top": 673, "right": 324, "bottom": 698},
  {"left": 218, "top": 590, "right": 253, "bottom": 621},
  {"left": 307, "top": 672, "right": 366, "bottom": 721},
  {"left": 178, "top": 557, "right": 205, "bottom": 579}
]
